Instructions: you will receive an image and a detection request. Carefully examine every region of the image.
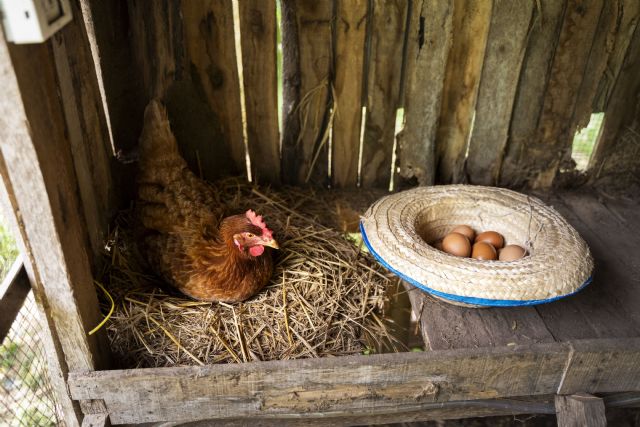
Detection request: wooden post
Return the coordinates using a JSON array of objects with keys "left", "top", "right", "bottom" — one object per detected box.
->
[
  {"left": 555, "top": 393, "right": 607, "bottom": 427},
  {"left": 0, "top": 13, "right": 111, "bottom": 427}
]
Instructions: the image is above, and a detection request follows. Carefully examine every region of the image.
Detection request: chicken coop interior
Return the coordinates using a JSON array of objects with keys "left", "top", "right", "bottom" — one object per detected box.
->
[{"left": 0, "top": 0, "right": 639, "bottom": 426}]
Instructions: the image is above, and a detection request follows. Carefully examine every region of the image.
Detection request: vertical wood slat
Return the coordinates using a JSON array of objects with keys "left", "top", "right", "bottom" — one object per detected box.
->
[
  {"left": 593, "top": 0, "right": 640, "bottom": 111},
  {"left": 181, "top": 0, "right": 246, "bottom": 176},
  {"left": 397, "top": 0, "right": 453, "bottom": 186},
  {"left": 555, "top": 393, "right": 607, "bottom": 427},
  {"left": 435, "top": 0, "right": 492, "bottom": 184},
  {"left": 524, "top": 0, "right": 605, "bottom": 189},
  {"left": 589, "top": 22, "right": 640, "bottom": 180},
  {"left": 360, "top": 0, "right": 408, "bottom": 188},
  {"left": 53, "top": 0, "right": 116, "bottom": 258},
  {"left": 280, "top": 0, "right": 333, "bottom": 186},
  {"left": 332, "top": 0, "right": 369, "bottom": 188},
  {"left": 239, "top": 0, "right": 281, "bottom": 184},
  {"left": 466, "top": 0, "right": 534, "bottom": 186},
  {"left": 499, "top": 0, "right": 568, "bottom": 188}
]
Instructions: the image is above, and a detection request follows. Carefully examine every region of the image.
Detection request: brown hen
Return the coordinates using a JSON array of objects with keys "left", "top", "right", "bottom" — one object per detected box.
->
[{"left": 136, "top": 100, "right": 278, "bottom": 302}]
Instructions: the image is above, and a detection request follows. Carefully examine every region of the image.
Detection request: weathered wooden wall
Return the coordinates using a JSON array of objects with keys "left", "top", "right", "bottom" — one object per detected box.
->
[{"left": 87, "top": 0, "right": 640, "bottom": 192}]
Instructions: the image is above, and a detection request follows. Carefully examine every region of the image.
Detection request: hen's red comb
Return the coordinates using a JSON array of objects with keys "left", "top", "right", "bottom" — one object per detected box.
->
[{"left": 246, "top": 210, "right": 273, "bottom": 238}]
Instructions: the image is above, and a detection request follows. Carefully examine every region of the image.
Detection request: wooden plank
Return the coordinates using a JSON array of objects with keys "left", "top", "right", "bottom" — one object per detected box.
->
[
  {"left": 360, "top": 0, "right": 408, "bottom": 188},
  {"left": 532, "top": 192, "right": 640, "bottom": 341},
  {"left": 499, "top": 0, "right": 567, "bottom": 188},
  {"left": 593, "top": 0, "right": 640, "bottom": 111},
  {"left": 238, "top": 0, "right": 281, "bottom": 184},
  {"left": 181, "top": 0, "right": 247, "bottom": 175},
  {"left": 435, "top": 0, "right": 492, "bottom": 184},
  {"left": 280, "top": 0, "right": 333, "bottom": 186},
  {"left": 52, "top": 0, "right": 116, "bottom": 259},
  {"left": 555, "top": 393, "right": 607, "bottom": 427},
  {"left": 79, "top": 0, "right": 141, "bottom": 154},
  {"left": 524, "top": 0, "right": 605, "bottom": 189},
  {"left": 404, "top": 283, "right": 555, "bottom": 351},
  {"left": 0, "top": 259, "right": 30, "bottom": 341},
  {"left": 466, "top": 0, "right": 534, "bottom": 186},
  {"left": 397, "top": 0, "right": 453, "bottom": 186},
  {"left": 559, "top": 339, "right": 640, "bottom": 394},
  {"left": 0, "top": 32, "right": 107, "bottom": 427},
  {"left": 589, "top": 23, "right": 640, "bottom": 181},
  {"left": 81, "top": 413, "right": 110, "bottom": 427},
  {"left": 570, "top": 0, "right": 619, "bottom": 129},
  {"left": 331, "top": 0, "right": 369, "bottom": 188},
  {"left": 122, "top": 397, "right": 556, "bottom": 426},
  {"left": 69, "top": 342, "right": 569, "bottom": 424}
]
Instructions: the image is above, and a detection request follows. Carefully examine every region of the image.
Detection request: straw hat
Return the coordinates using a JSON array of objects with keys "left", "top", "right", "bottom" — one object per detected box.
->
[{"left": 360, "top": 185, "right": 593, "bottom": 307}]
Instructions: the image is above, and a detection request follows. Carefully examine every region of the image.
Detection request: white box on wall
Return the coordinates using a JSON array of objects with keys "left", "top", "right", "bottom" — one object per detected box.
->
[{"left": 0, "top": 0, "right": 72, "bottom": 44}]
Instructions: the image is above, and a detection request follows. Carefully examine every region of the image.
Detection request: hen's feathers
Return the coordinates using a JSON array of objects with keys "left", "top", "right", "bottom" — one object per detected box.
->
[{"left": 137, "top": 100, "right": 274, "bottom": 302}]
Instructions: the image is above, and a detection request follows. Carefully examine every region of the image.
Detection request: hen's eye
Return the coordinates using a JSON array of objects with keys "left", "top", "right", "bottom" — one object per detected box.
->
[{"left": 246, "top": 233, "right": 254, "bottom": 238}]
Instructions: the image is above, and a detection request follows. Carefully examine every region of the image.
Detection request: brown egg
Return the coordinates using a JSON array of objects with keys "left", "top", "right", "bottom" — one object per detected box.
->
[
  {"left": 451, "top": 225, "right": 475, "bottom": 242},
  {"left": 476, "top": 231, "right": 504, "bottom": 249},
  {"left": 499, "top": 245, "right": 527, "bottom": 261},
  {"left": 442, "top": 232, "right": 471, "bottom": 257},
  {"left": 471, "top": 242, "right": 497, "bottom": 260},
  {"left": 432, "top": 239, "right": 444, "bottom": 251}
]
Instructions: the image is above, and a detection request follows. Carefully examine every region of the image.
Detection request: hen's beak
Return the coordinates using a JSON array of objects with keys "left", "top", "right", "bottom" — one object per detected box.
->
[{"left": 263, "top": 238, "right": 279, "bottom": 250}]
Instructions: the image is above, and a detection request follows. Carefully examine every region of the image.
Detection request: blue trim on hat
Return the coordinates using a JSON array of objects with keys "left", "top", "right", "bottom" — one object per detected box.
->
[{"left": 359, "top": 222, "right": 592, "bottom": 307}]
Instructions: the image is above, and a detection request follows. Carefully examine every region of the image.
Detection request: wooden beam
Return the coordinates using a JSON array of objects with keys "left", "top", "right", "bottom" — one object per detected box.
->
[
  {"left": 397, "top": 0, "right": 453, "bottom": 186},
  {"left": 555, "top": 393, "right": 606, "bottom": 427},
  {"left": 0, "top": 259, "right": 30, "bottom": 341},
  {"left": 435, "top": 0, "right": 492, "bottom": 184},
  {"left": 69, "top": 342, "right": 572, "bottom": 424},
  {"left": 238, "top": 0, "right": 281, "bottom": 185},
  {"left": 360, "top": 0, "right": 408, "bottom": 188},
  {"left": 331, "top": 0, "right": 369, "bottom": 188},
  {"left": 466, "top": 0, "right": 534, "bottom": 185}
]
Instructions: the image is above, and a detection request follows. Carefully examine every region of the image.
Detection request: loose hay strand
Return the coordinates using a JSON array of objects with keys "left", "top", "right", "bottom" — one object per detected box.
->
[{"left": 99, "top": 179, "right": 396, "bottom": 368}]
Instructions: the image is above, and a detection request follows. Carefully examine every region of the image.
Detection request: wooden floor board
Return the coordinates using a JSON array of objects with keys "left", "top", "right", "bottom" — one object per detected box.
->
[{"left": 407, "top": 190, "right": 640, "bottom": 350}]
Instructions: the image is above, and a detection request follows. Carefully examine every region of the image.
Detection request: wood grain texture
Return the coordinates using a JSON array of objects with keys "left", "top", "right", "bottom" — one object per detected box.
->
[
  {"left": 361, "top": 0, "right": 408, "bottom": 188},
  {"left": 555, "top": 393, "right": 606, "bottom": 427},
  {"left": 182, "top": 0, "right": 246, "bottom": 175},
  {"left": 79, "top": 0, "right": 142, "bottom": 153},
  {"left": 404, "top": 283, "right": 555, "bottom": 351},
  {"left": 280, "top": 1, "right": 333, "bottom": 186},
  {"left": 331, "top": 0, "right": 369, "bottom": 188},
  {"left": 397, "top": 0, "right": 453, "bottom": 186},
  {"left": 0, "top": 30, "right": 110, "bottom": 427},
  {"left": 435, "top": 0, "right": 492, "bottom": 184},
  {"left": 81, "top": 413, "right": 110, "bottom": 427},
  {"left": 466, "top": 0, "right": 534, "bottom": 186},
  {"left": 52, "top": 0, "right": 116, "bottom": 259},
  {"left": 239, "top": 0, "right": 281, "bottom": 184},
  {"left": 525, "top": 0, "right": 605, "bottom": 189},
  {"left": 69, "top": 342, "right": 569, "bottom": 424},
  {"left": 0, "top": 260, "right": 30, "bottom": 342},
  {"left": 593, "top": 0, "right": 640, "bottom": 111},
  {"left": 589, "top": 22, "right": 640, "bottom": 183},
  {"left": 499, "top": 0, "right": 567, "bottom": 188},
  {"left": 559, "top": 339, "right": 640, "bottom": 394}
]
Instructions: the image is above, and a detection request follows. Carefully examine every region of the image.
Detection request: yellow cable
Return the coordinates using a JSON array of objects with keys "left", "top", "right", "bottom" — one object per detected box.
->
[{"left": 88, "top": 280, "right": 114, "bottom": 336}]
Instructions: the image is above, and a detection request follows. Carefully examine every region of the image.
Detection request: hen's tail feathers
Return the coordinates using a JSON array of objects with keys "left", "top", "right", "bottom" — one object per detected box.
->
[{"left": 138, "top": 99, "right": 182, "bottom": 166}]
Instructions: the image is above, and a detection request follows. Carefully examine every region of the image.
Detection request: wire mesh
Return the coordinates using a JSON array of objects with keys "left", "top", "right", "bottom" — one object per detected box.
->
[{"left": 0, "top": 293, "right": 59, "bottom": 427}]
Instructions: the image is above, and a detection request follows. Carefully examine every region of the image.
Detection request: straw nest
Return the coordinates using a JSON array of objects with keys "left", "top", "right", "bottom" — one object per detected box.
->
[
  {"left": 97, "top": 178, "right": 398, "bottom": 368},
  {"left": 360, "top": 185, "right": 593, "bottom": 306}
]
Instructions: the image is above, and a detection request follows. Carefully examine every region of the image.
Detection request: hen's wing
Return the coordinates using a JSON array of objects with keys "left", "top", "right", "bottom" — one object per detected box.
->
[{"left": 137, "top": 100, "right": 224, "bottom": 286}]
